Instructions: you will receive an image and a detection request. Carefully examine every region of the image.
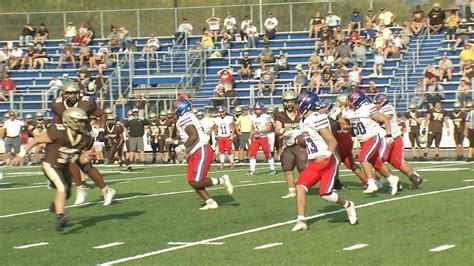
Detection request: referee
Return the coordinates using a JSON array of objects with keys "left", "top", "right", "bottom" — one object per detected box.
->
[
  {"left": 123, "top": 108, "right": 149, "bottom": 170},
  {"left": 2, "top": 110, "right": 25, "bottom": 164}
]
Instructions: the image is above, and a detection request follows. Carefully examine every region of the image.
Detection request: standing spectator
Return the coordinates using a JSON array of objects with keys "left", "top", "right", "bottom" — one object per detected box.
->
[
  {"left": 223, "top": 12, "right": 237, "bottom": 36},
  {"left": 457, "top": 80, "right": 472, "bottom": 106},
  {"left": 123, "top": 108, "right": 149, "bottom": 169},
  {"left": 438, "top": 54, "right": 453, "bottom": 81},
  {"left": 371, "top": 48, "right": 385, "bottom": 77},
  {"left": 240, "top": 16, "right": 252, "bottom": 41},
  {"left": 78, "top": 43, "right": 92, "bottom": 67},
  {"left": 57, "top": 43, "right": 76, "bottom": 68},
  {"left": 118, "top": 26, "right": 133, "bottom": 52},
  {"left": 411, "top": 5, "right": 426, "bottom": 36},
  {"left": 201, "top": 31, "right": 214, "bottom": 52},
  {"left": 426, "top": 77, "right": 445, "bottom": 107},
  {"left": 0, "top": 46, "right": 10, "bottom": 66},
  {"left": 1, "top": 74, "right": 15, "bottom": 103},
  {"left": 325, "top": 11, "right": 341, "bottom": 31},
  {"left": 352, "top": 41, "right": 367, "bottom": 67},
  {"left": 264, "top": 12, "right": 278, "bottom": 41},
  {"left": 446, "top": 11, "right": 460, "bottom": 42},
  {"left": 141, "top": 34, "right": 160, "bottom": 59},
  {"left": 32, "top": 43, "right": 47, "bottom": 69},
  {"left": 257, "top": 66, "right": 276, "bottom": 96},
  {"left": 237, "top": 52, "right": 252, "bottom": 80},
  {"left": 108, "top": 27, "right": 121, "bottom": 51},
  {"left": 427, "top": 3, "right": 445, "bottom": 34},
  {"left": 34, "top": 23, "right": 49, "bottom": 44},
  {"left": 174, "top": 17, "right": 193, "bottom": 44},
  {"left": 308, "top": 11, "right": 325, "bottom": 38},
  {"left": 245, "top": 21, "right": 258, "bottom": 49},
  {"left": 293, "top": 66, "right": 308, "bottom": 94},
  {"left": 454, "top": 19, "right": 471, "bottom": 49},
  {"left": 423, "top": 101, "right": 449, "bottom": 160},
  {"left": 2, "top": 111, "right": 24, "bottom": 162},
  {"left": 348, "top": 10, "right": 362, "bottom": 33},
  {"left": 9, "top": 45, "right": 23, "bottom": 70},
  {"left": 19, "top": 23, "right": 35, "bottom": 47},
  {"left": 64, "top": 22, "right": 77, "bottom": 43},
  {"left": 46, "top": 76, "right": 63, "bottom": 100},
  {"left": 378, "top": 8, "right": 395, "bottom": 27}
]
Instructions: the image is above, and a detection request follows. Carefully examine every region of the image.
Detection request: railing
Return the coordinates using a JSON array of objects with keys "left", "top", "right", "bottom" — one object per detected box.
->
[
  {"left": 99, "top": 52, "right": 130, "bottom": 110},
  {"left": 174, "top": 50, "right": 206, "bottom": 97}
]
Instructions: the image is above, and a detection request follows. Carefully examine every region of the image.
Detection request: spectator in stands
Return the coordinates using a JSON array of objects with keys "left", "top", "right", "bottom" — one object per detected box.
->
[
  {"left": 374, "top": 32, "right": 387, "bottom": 53},
  {"left": 91, "top": 42, "right": 109, "bottom": 69},
  {"left": 462, "top": 61, "right": 473, "bottom": 85},
  {"left": 385, "top": 32, "right": 402, "bottom": 59},
  {"left": 459, "top": 43, "right": 474, "bottom": 71},
  {"left": 361, "top": 22, "right": 377, "bottom": 50},
  {"left": 454, "top": 20, "right": 471, "bottom": 50},
  {"left": 273, "top": 53, "right": 288, "bottom": 75},
  {"left": 427, "top": 3, "right": 445, "bottom": 34},
  {"left": 371, "top": 48, "right": 385, "bottom": 77},
  {"left": 257, "top": 46, "right": 274, "bottom": 67},
  {"left": 32, "top": 43, "right": 47, "bottom": 69},
  {"left": 108, "top": 27, "right": 121, "bottom": 51},
  {"left": 220, "top": 32, "right": 232, "bottom": 56},
  {"left": 57, "top": 42, "right": 76, "bottom": 68},
  {"left": 237, "top": 52, "right": 252, "bottom": 80},
  {"left": 352, "top": 41, "right": 367, "bottom": 67},
  {"left": 348, "top": 30, "right": 360, "bottom": 45},
  {"left": 19, "top": 23, "right": 35, "bottom": 47},
  {"left": 9, "top": 45, "right": 23, "bottom": 70},
  {"left": 240, "top": 16, "right": 252, "bottom": 41},
  {"left": 308, "top": 49, "right": 321, "bottom": 69},
  {"left": 293, "top": 65, "right": 308, "bottom": 94},
  {"left": 20, "top": 44, "right": 35, "bottom": 69},
  {"left": 78, "top": 43, "right": 92, "bottom": 67},
  {"left": 413, "top": 78, "right": 427, "bottom": 109},
  {"left": 213, "top": 84, "right": 226, "bottom": 107},
  {"left": 78, "top": 64, "right": 91, "bottom": 88},
  {"left": 320, "top": 64, "right": 334, "bottom": 92},
  {"left": 1, "top": 74, "right": 15, "bottom": 102},
  {"left": 141, "top": 34, "right": 160, "bottom": 59},
  {"left": 308, "top": 11, "right": 325, "bottom": 38},
  {"left": 438, "top": 54, "right": 453, "bottom": 82},
  {"left": 332, "top": 63, "right": 348, "bottom": 93},
  {"left": 365, "top": 9, "right": 376, "bottom": 26},
  {"left": 318, "top": 26, "right": 332, "bottom": 52},
  {"left": 223, "top": 12, "right": 237, "bottom": 36},
  {"left": 174, "top": 17, "right": 193, "bottom": 44},
  {"left": 364, "top": 81, "right": 379, "bottom": 95},
  {"left": 201, "top": 30, "right": 214, "bottom": 52},
  {"left": 225, "top": 86, "right": 239, "bottom": 107},
  {"left": 34, "top": 23, "right": 49, "bottom": 44},
  {"left": 64, "top": 22, "right": 77, "bottom": 43},
  {"left": 348, "top": 10, "right": 362, "bottom": 34},
  {"left": 348, "top": 65, "right": 362, "bottom": 87},
  {"left": 264, "top": 12, "right": 278, "bottom": 41},
  {"left": 217, "top": 68, "right": 234, "bottom": 91},
  {"left": 93, "top": 73, "right": 106, "bottom": 91},
  {"left": 206, "top": 16, "right": 221, "bottom": 41},
  {"left": 83, "top": 24, "right": 95, "bottom": 45},
  {"left": 0, "top": 46, "right": 10, "bottom": 67},
  {"left": 257, "top": 66, "right": 276, "bottom": 96},
  {"left": 457, "top": 80, "right": 472, "bottom": 106},
  {"left": 378, "top": 8, "right": 395, "bottom": 27},
  {"left": 323, "top": 49, "right": 335, "bottom": 66},
  {"left": 422, "top": 63, "right": 439, "bottom": 87},
  {"left": 245, "top": 21, "right": 258, "bottom": 49},
  {"left": 74, "top": 20, "right": 89, "bottom": 44},
  {"left": 309, "top": 70, "right": 322, "bottom": 93},
  {"left": 411, "top": 5, "right": 426, "bottom": 36},
  {"left": 96, "top": 47, "right": 114, "bottom": 75},
  {"left": 446, "top": 11, "right": 460, "bottom": 42},
  {"left": 325, "top": 11, "right": 341, "bottom": 31},
  {"left": 62, "top": 73, "right": 72, "bottom": 84},
  {"left": 399, "top": 23, "right": 412, "bottom": 49},
  {"left": 118, "top": 26, "right": 133, "bottom": 52},
  {"left": 47, "top": 76, "right": 62, "bottom": 100},
  {"left": 333, "top": 26, "right": 345, "bottom": 46},
  {"left": 335, "top": 40, "right": 352, "bottom": 66},
  {"left": 427, "top": 77, "right": 445, "bottom": 107},
  {"left": 379, "top": 23, "right": 393, "bottom": 41}
]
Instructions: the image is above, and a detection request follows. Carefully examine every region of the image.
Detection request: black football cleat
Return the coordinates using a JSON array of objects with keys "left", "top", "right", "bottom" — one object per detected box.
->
[{"left": 55, "top": 214, "right": 70, "bottom": 231}]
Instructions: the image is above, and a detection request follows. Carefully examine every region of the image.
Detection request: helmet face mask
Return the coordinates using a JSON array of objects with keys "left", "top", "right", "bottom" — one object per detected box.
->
[
  {"left": 62, "top": 83, "right": 81, "bottom": 107},
  {"left": 282, "top": 90, "right": 297, "bottom": 111},
  {"left": 63, "top": 107, "right": 88, "bottom": 132},
  {"left": 173, "top": 99, "right": 192, "bottom": 119},
  {"left": 297, "top": 92, "right": 320, "bottom": 115}
]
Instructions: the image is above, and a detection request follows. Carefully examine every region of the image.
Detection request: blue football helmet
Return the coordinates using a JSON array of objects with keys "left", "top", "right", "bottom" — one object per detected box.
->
[
  {"left": 254, "top": 101, "right": 265, "bottom": 110},
  {"left": 374, "top": 93, "right": 389, "bottom": 106},
  {"left": 348, "top": 90, "right": 367, "bottom": 110},
  {"left": 297, "top": 91, "right": 320, "bottom": 114},
  {"left": 173, "top": 98, "right": 193, "bottom": 118},
  {"left": 319, "top": 98, "right": 333, "bottom": 109},
  {"left": 217, "top": 105, "right": 227, "bottom": 113}
]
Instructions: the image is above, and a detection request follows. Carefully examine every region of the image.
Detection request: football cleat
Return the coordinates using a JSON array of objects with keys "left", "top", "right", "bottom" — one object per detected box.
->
[
  {"left": 102, "top": 187, "right": 116, "bottom": 206},
  {"left": 409, "top": 173, "right": 423, "bottom": 189},
  {"left": 74, "top": 185, "right": 89, "bottom": 205},
  {"left": 246, "top": 171, "right": 255, "bottom": 176},
  {"left": 345, "top": 201, "right": 358, "bottom": 225},
  {"left": 387, "top": 175, "right": 400, "bottom": 195},
  {"left": 221, "top": 175, "right": 234, "bottom": 195},
  {"left": 270, "top": 170, "right": 277, "bottom": 175},
  {"left": 291, "top": 221, "right": 308, "bottom": 232},
  {"left": 363, "top": 182, "right": 379, "bottom": 194},
  {"left": 55, "top": 213, "right": 70, "bottom": 231},
  {"left": 281, "top": 192, "right": 296, "bottom": 199},
  {"left": 199, "top": 200, "right": 219, "bottom": 210}
]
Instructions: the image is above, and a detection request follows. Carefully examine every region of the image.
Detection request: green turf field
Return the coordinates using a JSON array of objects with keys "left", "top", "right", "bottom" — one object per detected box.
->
[{"left": 0, "top": 161, "right": 473, "bottom": 265}]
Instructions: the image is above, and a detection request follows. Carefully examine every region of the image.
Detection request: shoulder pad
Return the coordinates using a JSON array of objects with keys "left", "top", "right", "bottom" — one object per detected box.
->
[
  {"left": 55, "top": 97, "right": 63, "bottom": 103},
  {"left": 81, "top": 96, "right": 90, "bottom": 101},
  {"left": 55, "top": 124, "right": 66, "bottom": 130}
]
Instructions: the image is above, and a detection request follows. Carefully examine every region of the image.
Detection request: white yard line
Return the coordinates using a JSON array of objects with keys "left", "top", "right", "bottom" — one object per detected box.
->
[
  {"left": 0, "top": 182, "right": 11, "bottom": 185},
  {"left": 13, "top": 242, "right": 48, "bottom": 249},
  {"left": 93, "top": 242, "right": 124, "bottom": 249},
  {"left": 254, "top": 243, "right": 283, "bottom": 250},
  {"left": 167, "top": 242, "right": 223, "bottom": 246},
  {"left": 238, "top": 181, "right": 253, "bottom": 183},
  {"left": 342, "top": 244, "right": 369, "bottom": 251},
  {"left": 98, "top": 185, "right": 474, "bottom": 265},
  {"left": 156, "top": 181, "right": 172, "bottom": 184},
  {"left": 429, "top": 244, "right": 456, "bottom": 252},
  {"left": 463, "top": 179, "right": 474, "bottom": 182},
  {"left": 0, "top": 185, "right": 47, "bottom": 191}
]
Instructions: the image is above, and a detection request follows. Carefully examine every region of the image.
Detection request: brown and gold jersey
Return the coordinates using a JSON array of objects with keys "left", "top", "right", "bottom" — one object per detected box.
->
[
  {"left": 157, "top": 119, "right": 172, "bottom": 136},
  {"left": 51, "top": 96, "right": 105, "bottom": 126},
  {"left": 274, "top": 107, "right": 300, "bottom": 130},
  {"left": 405, "top": 111, "right": 421, "bottom": 133},
  {"left": 45, "top": 124, "right": 94, "bottom": 167},
  {"left": 427, "top": 108, "right": 447, "bottom": 133},
  {"left": 105, "top": 122, "right": 124, "bottom": 141},
  {"left": 450, "top": 111, "right": 466, "bottom": 133}
]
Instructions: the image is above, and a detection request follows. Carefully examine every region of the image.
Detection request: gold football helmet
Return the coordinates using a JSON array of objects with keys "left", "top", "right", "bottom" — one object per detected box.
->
[
  {"left": 63, "top": 107, "right": 88, "bottom": 131},
  {"left": 282, "top": 90, "right": 297, "bottom": 111},
  {"left": 336, "top": 94, "right": 349, "bottom": 107},
  {"left": 149, "top": 112, "right": 157, "bottom": 119},
  {"left": 62, "top": 83, "right": 81, "bottom": 107}
]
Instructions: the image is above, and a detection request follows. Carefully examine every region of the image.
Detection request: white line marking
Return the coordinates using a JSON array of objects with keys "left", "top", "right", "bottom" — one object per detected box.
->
[
  {"left": 417, "top": 168, "right": 470, "bottom": 172},
  {"left": 98, "top": 185, "right": 474, "bottom": 265},
  {"left": 254, "top": 243, "right": 283, "bottom": 250},
  {"left": 0, "top": 185, "right": 46, "bottom": 191},
  {"left": 93, "top": 242, "right": 124, "bottom": 249},
  {"left": 0, "top": 180, "right": 285, "bottom": 219},
  {"left": 156, "top": 181, "right": 172, "bottom": 184},
  {"left": 167, "top": 242, "right": 223, "bottom": 246},
  {"left": 33, "top": 182, "right": 48, "bottom": 185},
  {"left": 343, "top": 244, "right": 368, "bottom": 251},
  {"left": 14, "top": 242, "right": 49, "bottom": 249},
  {"left": 0, "top": 182, "right": 11, "bottom": 185},
  {"left": 429, "top": 244, "right": 456, "bottom": 252},
  {"left": 239, "top": 180, "right": 253, "bottom": 183},
  {"left": 463, "top": 179, "right": 474, "bottom": 182},
  {"left": 117, "top": 181, "right": 130, "bottom": 184}
]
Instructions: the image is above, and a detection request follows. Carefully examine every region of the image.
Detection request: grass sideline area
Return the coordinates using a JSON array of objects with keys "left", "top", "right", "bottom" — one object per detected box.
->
[{"left": 0, "top": 161, "right": 473, "bottom": 265}]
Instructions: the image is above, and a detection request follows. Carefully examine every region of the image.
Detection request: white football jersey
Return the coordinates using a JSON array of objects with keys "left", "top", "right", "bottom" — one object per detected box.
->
[
  {"left": 176, "top": 112, "right": 209, "bottom": 154},
  {"left": 342, "top": 102, "right": 383, "bottom": 142},
  {"left": 379, "top": 104, "right": 402, "bottom": 138},
  {"left": 251, "top": 113, "right": 272, "bottom": 138},
  {"left": 300, "top": 112, "right": 331, "bottom": 160},
  {"left": 213, "top": 115, "right": 234, "bottom": 137}
]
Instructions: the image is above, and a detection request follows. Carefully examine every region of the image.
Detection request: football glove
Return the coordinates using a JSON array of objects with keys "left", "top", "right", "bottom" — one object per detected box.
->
[{"left": 175, "top": 144, "right": 186, "bottom": 154}]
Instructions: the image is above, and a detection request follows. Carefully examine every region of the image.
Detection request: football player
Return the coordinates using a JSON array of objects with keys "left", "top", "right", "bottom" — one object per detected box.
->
[
  {"left": 232, "top": 106, "right": 242, "bottom": 163},
  {"left": 166, "top": 109, "right": 178, "bottom": 164},
  {"left": 423, "top": 101, "right": 449, "bottom": 160},
  {"left": 166, "top": 99, "right": 233, "bottom": 210},
  {"left": 266, "top": 105, "right": 278, "bottom": 161},
  {"left": 374, "top": 94, "right": 423, "bottom": 189},
  {"left": 450, "top": 102, "right": 467, "bottom": 160},
  {"left": 405, "top": 103, "right": 422, "bottom": 160},
  {"left": 148, "top": 112, "right": 160, "bottom": 163},
  {"left": 156, "top": 110, "right": 173, "bottom": 163},
  {"left": 247, "top": 102, "right": 276, "bottom": 176},
  {"left": 213, "top": 106, "right": 235, "bottom": 169},
  {"left": 340, "top": 90, "right": 400, "bottom": 195},
  {"left": 291, "top": 92, "right": 357, "bottom": 231},
  {"left": 104, "top": 114, "right": 124, "bottom": 164},
  {"left": 12, "top": 108, "right": 114, "bottom": 231},
  {"left": 274, "top": 90, "right": 306, "bottom": 199}
]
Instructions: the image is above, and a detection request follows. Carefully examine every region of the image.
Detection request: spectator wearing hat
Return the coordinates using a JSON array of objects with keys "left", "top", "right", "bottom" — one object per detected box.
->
[
  {"left": 427, "top": 3, "right": 445, "bottom": 34},
  {"left": 1, "top": 74, "right": 16, "bottom": 103},
  {"left": 438, "top": 54, "right": 453, "bottom": 81},
  {"left": 174, "top": 17, "right": 193, "bottom": 44},
  {"left": 34, "top": 23, "right": 49, "bottom": 44},
  {"left": 411, "top": 5, "right": 426, "bottom": 36},
  {"left": 47, "top": 76, "right": 63, "bottom": 100},
  {"left": 19, "top": 23, "right": 35, "bottom": 47},
  {"left": 2, "top": 111, "right": 24, "bottom": 161},
  {"left": 64, "top": 22, "right": 77, "bottom": 43},
  {"left": 325, "top": 11, "right": 341, "bottom": 31},
  {"left": 454, "top": 19, "right": 471, "bottom": 50},
  {"left": 378, "top": 8, "right": 395, "bottom": 27},
  {"left": 223, "top": 12, "right": 237, "bottom": 36},
  {"left": 308, "top": 11, "right": 325, "bottom": 38},
  {"left": 352, "top": 41, "right": 367, "bottom": 67},
  {"left": 348, "top": 10, "right": 362, "bottom": 34},
  {"left": 238, "top": 52, "right": 252, "bottom": 80},
  {"left": 123, "top": 108, "right": 150, "bottom": 169},
  {"left": 62, "top": 73, "right": 73, "bottom": 84},
  {"left": 446, "top": 11, "right": 460, "bottom": 42},
  {"left": 264, "top": 12, "right": 278, "bottom": 41}
]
